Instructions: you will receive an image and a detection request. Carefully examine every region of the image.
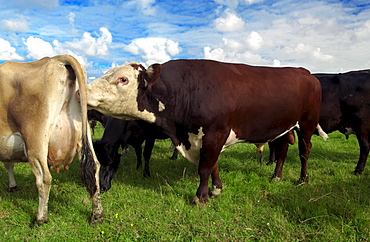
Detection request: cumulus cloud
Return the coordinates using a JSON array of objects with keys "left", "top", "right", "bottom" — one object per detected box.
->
[
  {"left": 292, "top": 43, "right": 334, "bottom": 62},
  {"left": 215, "top": 9, "right": 245, "bottom": 32},
  {"left": 125, "top": 38, "right": 181, "bottom": 66},
  {"left": 246, "top": 31, "right": 263, "bottom": 50},
  {"left": 23, "top": 36, "right": 55, "bottom": 59},
  {"left": 65, "top": 27, "right": 113, "bottom": 57},
  {"left": 0, "top": 38, "right": 24, "bottom": 61},
  {"left": 1, "top": 18, "right": 29, "bottom": 33}
]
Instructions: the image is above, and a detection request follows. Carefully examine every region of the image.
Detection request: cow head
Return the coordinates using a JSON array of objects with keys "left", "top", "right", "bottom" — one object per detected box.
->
[
  {"left": 93, "top": 140, "right": 121, "bottom": 193},
  {"left": 86, "top": 62, "right": 162, "bottom": 123}
]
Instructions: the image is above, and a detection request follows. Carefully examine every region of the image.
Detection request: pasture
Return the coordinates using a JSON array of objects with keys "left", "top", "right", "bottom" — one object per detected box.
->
[{"left": 0, "top": 123, "right": 369, "bottom": 241}]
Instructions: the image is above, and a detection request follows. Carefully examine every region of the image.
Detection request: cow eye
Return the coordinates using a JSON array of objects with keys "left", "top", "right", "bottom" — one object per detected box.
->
[{"left": 117, "top": 77, "right": 129, "bottom": 85}]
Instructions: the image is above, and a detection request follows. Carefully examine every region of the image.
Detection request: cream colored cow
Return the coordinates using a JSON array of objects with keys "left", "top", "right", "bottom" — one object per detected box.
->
[{"left": 0, "top": 55, "right": 103, "bottom": 227}]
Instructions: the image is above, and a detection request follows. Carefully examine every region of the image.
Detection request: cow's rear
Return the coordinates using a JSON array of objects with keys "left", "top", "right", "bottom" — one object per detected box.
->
[{"left": 0, "top": 55, "right": 103, "bottom": 227}]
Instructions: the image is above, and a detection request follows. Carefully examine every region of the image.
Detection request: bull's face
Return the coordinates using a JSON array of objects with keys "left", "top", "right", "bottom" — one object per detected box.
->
[
  {"left": 86, "top": 62, "right": 158, "bottom": 123},
  {"left": 93, "top": 140, "right": 121, "bottom": 193}
]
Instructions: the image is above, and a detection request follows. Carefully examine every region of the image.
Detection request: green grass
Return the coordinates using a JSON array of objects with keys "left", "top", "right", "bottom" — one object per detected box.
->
[{"left": 0, "top": 124, "right": 369, "bottom": 241}]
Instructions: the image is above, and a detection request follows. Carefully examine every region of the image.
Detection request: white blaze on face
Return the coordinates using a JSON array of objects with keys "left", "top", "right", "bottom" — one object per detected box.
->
[
  {"left": 176, "top": 127, "right": 204, "bottom": 164},
  {"left": 86, "top": 62, "right": 156, "bottom": 123}
]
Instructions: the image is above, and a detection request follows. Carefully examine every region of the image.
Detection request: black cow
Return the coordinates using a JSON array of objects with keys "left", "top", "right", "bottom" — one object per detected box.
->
[
  {"left": 94, "top": 117, "right": 178, "bottom": 192},
  {"left": 315, "top": 70, "right": 370, "bottom": 174},
  {"left": 86, "top": 59, "right": 321, "bottom": 203}
]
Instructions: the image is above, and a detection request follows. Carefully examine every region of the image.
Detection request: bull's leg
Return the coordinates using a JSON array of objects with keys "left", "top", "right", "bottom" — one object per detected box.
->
[
  {"left": 266, "top": 142, "right": 277, "bottom": 165},
  {"left": 296, "top": 130, "right": 313, "bottom": 184},
  {"left": 3, "top": 162, "right": 20, "bottom": 192},
  {"left": 27, "top": 152, "right": 52, "bottom": 228},
  {"left": 133, "top": 144, "right": 143, "bottom": 170},
  {"left": 353, "top": 131, "right": 370, "bottom": 175},
  {"left": 194, "top": 130, "right": 227, "bottom": 204},
  {"left": 170, "top": 148, "right": 178, "bottom": 160},
  {"left": 143, "top": 138, "right": 155, "bottom": 177},
  {"left": 210, "top": 162, "right": 222, "bottom": 197},
  {"left": 270, "top": 138, "right": 289, "bottom": 181}
]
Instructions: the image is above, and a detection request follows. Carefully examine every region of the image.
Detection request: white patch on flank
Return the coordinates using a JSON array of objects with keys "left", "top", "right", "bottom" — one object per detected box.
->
[
  {"left": 176, "top": 127, "right": 204, "bottom": 164},
  {"left": 158, "top": 100, "right": 165, "bottom": 111},
  {"left": 222, "top": 129, "right": 244, "bottom": 152}
]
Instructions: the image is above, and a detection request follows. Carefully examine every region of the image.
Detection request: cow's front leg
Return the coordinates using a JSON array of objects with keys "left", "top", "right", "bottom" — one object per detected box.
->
[{"left": 210, "top": 162, "right": 222, "bottom": 197}]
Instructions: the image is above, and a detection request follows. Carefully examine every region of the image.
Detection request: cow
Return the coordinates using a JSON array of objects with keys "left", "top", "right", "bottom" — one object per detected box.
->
[
  {"left": 86, "top": 59, "right": 321, "bottom": 204},
  {"left": 267, "top": 70, "right": 370, "bottom": 175},
  {"left": 314, "top": 70, "right": 370, "bottom": 175},
  {"left": 94, "top": 117, "right": 178, "bottom": 192},
  {"left": 88, "top": 109, "right": 108, "bottom": 135},
  {"left": 0, "top": 55, "right": 103, "bottom": 227}
]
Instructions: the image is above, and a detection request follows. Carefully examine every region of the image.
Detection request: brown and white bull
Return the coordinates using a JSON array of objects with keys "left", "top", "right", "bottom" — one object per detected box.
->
[
  {"left": 86, "top": 59, "right": 321, "bottom": 204},
  {"left": 0, "top": 55, "right": 103, "bottom": 227}
]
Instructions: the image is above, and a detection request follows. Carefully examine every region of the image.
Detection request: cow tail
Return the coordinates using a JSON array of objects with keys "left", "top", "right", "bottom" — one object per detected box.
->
[
  {"left": 316, "top": 124, "right": 329, "bottom": 141},
  {"left": 54, "top": 55, "right": 99, "bottom": 198}
]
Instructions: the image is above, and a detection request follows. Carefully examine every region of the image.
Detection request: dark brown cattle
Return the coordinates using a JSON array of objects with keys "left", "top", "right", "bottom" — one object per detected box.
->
[{"left": 86, "top": 59, "right": 322, "bottom": 204}]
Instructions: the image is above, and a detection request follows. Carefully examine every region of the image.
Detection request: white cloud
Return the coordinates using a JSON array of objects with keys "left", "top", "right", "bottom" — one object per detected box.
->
[
  {"left": 215, "top": 9, "right": 245, "bottom": 32},
  {"left": 0, "top": 38, "right": 24, "bottom": 61},
  {"left": 246, "top": 31, "right": 263, "bottom": 50},
  {"left": 204, "top": 46, "right": 226, "bottom": 61},
  {"left": 294, "top": 43, "right": 334, "bottom": 62},
  {"left": 125, "top": 37, "right": 181, "bottom": 66},
  {"left": 1, "top": 18, "right": 29, "bottom": 33},
  {"left": 23, "top": 36, "right": 55, "bottom": 59},
  {"left": 65, "top": 27, "right": 112, "bottom": 57}
]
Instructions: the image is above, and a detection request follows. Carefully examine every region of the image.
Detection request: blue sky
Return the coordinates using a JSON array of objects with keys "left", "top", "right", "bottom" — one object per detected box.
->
[{"left": 0, "top": 0, "right": 370, "bottom": 79}]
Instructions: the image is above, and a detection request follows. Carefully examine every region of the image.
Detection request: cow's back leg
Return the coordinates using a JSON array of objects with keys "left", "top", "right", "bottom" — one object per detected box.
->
[
  {"left": 269, "top": 137, "right": 289, "bottom": 181},
  {"left": 27, "top": 149, "right": 52, "bottom": 228},
  {"left": 296, "top": 127, "right": 314, "bottom": 184},
  {"left": 143, "top": 137, "right": 155, "bottom": 177},
  {"left": 353, "top": 130, "right": 370, "bottom": 175},
  {"left": 3, "top": 162, "right": 20, "bottom": 192},
  {"left": 133, "top": 143, "right": 143, "bottom": 170},
  {"left": 194, "top": 129, "right": 228, "bottom": 204}
]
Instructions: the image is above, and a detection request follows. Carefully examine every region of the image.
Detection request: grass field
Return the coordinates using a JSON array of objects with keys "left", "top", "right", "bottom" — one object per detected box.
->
[{"left": 0, "top": 124, "right": 369, "bottom": 241}]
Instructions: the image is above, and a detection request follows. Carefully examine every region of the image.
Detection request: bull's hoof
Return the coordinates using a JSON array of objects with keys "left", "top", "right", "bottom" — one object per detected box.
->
[
  {"left": 210, "top": 185, "right": 222, "bottom": 197},
  {"left": 269, "top": 176, "right": 281, "bottom": 182},
  {"left": 8, "top": 185, "right": 21, "bottom": 192},
  {"left": 353, "top": 168, "right": 363, "bottom": 176},
  {"left": 297, "top": 175, "right": 309, "bottom": 185},
  {"left": 90, "top": 212, "right": 104, "bottom": 225},
  {"left": 143, "top": 171, "right": 151, "bottom": 178},
  {"left": 192, "top": 196, "right": 208, "bottom": 205},
  {"left": 29, "top": 217, "right": 49, "bottom": 228}
]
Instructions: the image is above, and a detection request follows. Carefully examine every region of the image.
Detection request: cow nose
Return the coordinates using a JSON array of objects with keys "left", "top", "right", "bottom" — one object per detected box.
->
[
  {"left": 75, "top": 90, "right": 81, "bottom": 103},
  {"left": 100, "top": 186, "right": 107, "bottom": 193}
]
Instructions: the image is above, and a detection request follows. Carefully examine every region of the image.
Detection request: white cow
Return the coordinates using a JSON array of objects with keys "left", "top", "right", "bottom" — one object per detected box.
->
[{"left": 0, "top": 55, "right": 103, "bottom": 227}]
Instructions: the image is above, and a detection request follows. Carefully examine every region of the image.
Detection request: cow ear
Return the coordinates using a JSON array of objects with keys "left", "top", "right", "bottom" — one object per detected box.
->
[{"left": 144, "top": 64, "right": 162, "bottom": 88}]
